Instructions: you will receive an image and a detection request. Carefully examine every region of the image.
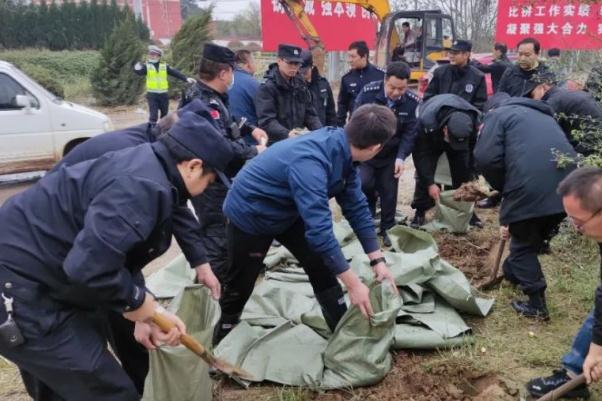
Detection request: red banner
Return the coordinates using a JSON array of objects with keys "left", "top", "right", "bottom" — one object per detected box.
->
[
  {"left": 496, "top": 0, "right": 602, "bottom": 50},
  {"left": 260, "top": 0, "right": 379, "bottom": 51}
]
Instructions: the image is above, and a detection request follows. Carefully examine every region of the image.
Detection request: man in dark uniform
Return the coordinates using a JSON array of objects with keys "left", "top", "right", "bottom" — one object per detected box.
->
[
  {"left": 498, "top": 37, "right": 549, "bottom": 97},
  {"left": 180, "top": 43, "right": 268, "bottom": 283},
  {"left": 0, "top": 111, "right": 233, "bottom": 401},
  {"left": 474, "top": 96, "right": 576, "bottom": 320},
  {"left": 410, "top": 94, "right": 481, "bottom": 228},
  {"left": 133, "top": 45, "right": 196, "bottom": 125},
  {"left": 472, "top": 42, "right": 512, "bottom": 93},
  {"left": 524, "top": 72, "right": 602, "bottom": 154},
  {"left": 44, "top": 100, "right": 222, "bottom": 396},
  {"left": 423, "top": 40, "right": 487, "bottom": 110},
  {"left": 336, "top": 40, "right": 385, "bottom": 126},
  {"left": 300, "top": 50, "right": 337, "bottom": 126},
  {"left": 354, "top": 62, "right": 419, "bottom": 247},
  {"left": 213, "top": 104, "right": 399, "bottom": 345},
  {"left": 255, "top": 43, "right": 322, "bottom": 144}
]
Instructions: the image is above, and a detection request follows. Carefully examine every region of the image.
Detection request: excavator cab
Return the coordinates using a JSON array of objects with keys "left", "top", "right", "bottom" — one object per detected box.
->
[{"left": 375, "top": 10, "right": 455, "bottom": 82}]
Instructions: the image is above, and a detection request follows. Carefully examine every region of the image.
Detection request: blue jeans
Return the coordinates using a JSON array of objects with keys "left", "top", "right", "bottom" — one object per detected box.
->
[{"left": 562, "top": 310, "right": 594, "bottom": 375}]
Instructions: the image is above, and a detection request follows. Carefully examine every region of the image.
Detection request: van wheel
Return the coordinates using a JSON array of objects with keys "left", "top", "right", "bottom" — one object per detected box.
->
[{"left": 63, "top": 139, "right": 88, "bottom": 156}]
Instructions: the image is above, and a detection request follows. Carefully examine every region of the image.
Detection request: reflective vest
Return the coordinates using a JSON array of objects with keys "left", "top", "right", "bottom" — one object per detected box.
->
[{"left": 146, "top": 62, "right": 168, "bottom": 93}]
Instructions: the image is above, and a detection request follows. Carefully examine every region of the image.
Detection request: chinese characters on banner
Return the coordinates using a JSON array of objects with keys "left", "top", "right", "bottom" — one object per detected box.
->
[
  {"left": 260, "top": 0, "right": 379, "bottom": 51},
  {"left": 496, "top": 0, "right": 602, "bottom": 50}
]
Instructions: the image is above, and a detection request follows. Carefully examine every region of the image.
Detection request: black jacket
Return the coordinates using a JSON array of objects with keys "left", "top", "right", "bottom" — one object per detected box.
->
[
  {"left": 543, "top": 86, "right": 602, "bottom": 153},
  {"left": 354, "top": 80, "right": 420, "bottom": 167},
  {"left": 413, "top": 94, "right": 481, "bottom": 186},
  {"left": 474, "top": 98, "right": 576, "bottom": 225},
  {"left": 51, "top": 123, "right": 209, "bottom": 268},
  {"left": 255, "top": 63, "right": 322, "bottom": 144},
  {"left": 423, "top": 63, "right": 488, "bottom": 111},
  {"left": 336, "top": 62, "right": 385, "bottom": 126},
  {"left": 497, "top": 62, "right": 549, "bottom": 97},
  {"left": 307, "top": 66, "right": 337, "bottom": 126},
  {"left": 473, "top": 56, "right": 512, "bottom": 93}
]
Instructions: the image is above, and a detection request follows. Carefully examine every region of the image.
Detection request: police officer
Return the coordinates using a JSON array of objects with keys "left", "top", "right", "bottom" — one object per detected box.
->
[
  {"left": 181, "top": 43, "right": 268, "bottom": 283},
  {"left": 213, "top": 104, "right": 399, "bottom": 345},
  {"left": 255, "top": 43, "right": 322, "bottom": 144},
  {"left": 0, "top": 111, "right": 233, "bottom": 401},
  {"left": 337, "top": 40, "right": 385, "bottom": 126},
  {"left": 410, "top": 94, "right": 481, "bottom": 228},
  {"left": 498, "top": 37, "right": 549, "bottom": 97},
  {"left": 524, "top": 72, "right": 602, "bottom": 154},
  {"left": 423, "top": 39, "right": 487, "bottom": 110},
  {"left": 354, "top": 62, "right": 419, "bottom": 247},
  {"left": 134, "top": 45, "right": 195, "bottom": 125},
  {"left": 300, "top": 50, "right": 337, "bottom": 126}
]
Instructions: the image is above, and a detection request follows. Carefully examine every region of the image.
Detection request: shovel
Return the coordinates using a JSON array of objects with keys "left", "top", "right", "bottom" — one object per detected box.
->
[
  {"left": 535, "top": 373, "right": 586, "bottom": 401},
  {"left": 478, "top": 238, "right": 506, "bottom": 290},
  {"left": 152, "top": 311, "right": 254, "bottom": 381}
]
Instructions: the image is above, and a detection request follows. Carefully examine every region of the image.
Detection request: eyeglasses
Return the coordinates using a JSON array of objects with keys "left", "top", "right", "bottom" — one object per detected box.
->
[{"left": 570, "top": 207, "right": 602, "bottom": 232}]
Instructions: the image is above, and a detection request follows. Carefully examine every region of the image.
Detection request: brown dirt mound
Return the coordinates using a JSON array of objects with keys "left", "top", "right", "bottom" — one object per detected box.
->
[{"left": 453, "top": 182, "right": 495, "bottom": 202}]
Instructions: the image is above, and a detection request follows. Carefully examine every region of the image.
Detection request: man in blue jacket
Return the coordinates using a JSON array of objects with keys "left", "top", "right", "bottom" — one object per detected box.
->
[
  {"left": 355, "top": 61, "right": 419, "bottom": 247},
  {"left": 213, "top": 104, "right": 400, "bottom": 345},
  {"left": 228, "top": 49, "right": 260, "bottom": 142},
  {"left": 0, "top": 111, "right": 233, "bottom": 401}
]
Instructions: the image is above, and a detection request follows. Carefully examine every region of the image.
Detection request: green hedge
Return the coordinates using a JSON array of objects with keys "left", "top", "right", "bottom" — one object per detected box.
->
[{"left": 0, "top": 49, "right": 99, "bottom": 81}]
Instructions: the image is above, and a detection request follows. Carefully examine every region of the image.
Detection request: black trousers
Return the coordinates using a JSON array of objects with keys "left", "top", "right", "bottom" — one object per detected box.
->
[
  {"left": 502, "top": 213, "right": 565, "bottom": 295},
  {"left": 191, "top": 183, "right": 229, "bottom": 282},
  {"left": 359, "top": 159, "right": 398, "bottom": 233},
  {"left": 219, "top": 220, "right": 342, "bottom": 318},
  {"left": 411, "top": 143, "right": 471, "bottom": 212},
  {"left": 146, "top": 92, "right": 169, "bottom": 124}
]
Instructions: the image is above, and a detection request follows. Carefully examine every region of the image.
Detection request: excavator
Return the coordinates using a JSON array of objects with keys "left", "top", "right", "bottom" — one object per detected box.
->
[{"left": 278, "top": 0, "right": 455, "bottom": 82}]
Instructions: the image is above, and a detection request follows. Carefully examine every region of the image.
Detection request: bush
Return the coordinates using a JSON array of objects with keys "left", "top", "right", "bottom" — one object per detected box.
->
[
  {"left": 0, "top": 49, "right": 100, "bottom": 81},
  {"left": 91, "top": 17, "right": 145, "bottom": 106},
  {"left": 18, "top": 63, "right": 65, "bottom": 98}
]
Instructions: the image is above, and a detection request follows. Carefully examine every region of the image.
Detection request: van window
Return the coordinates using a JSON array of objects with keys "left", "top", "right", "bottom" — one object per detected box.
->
[{"left": 0, "top": 73, "right": 40, "bottom": 110}]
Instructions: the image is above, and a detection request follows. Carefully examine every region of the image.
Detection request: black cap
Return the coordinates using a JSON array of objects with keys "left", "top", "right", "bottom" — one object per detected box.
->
[
  {"left": 278, "top": 43, "right": 303, "bottom": 63},
  {"left": 203, "top": 43, "right": 235, "bottom": 66},
  {"left": 300, "top": 50, "right": 313, "bottom": 70},
  {"left": 445, "top": 111, "right": 473, "bottom": 150},
  {"left": 521, "top": 71, "right": 557, "bottom": 97},
  {"left": 167, "top": 110, "right": 234, "bottom": 186},
  {"left": 448, "top": 40, "right": 472, "bottom": 53}
]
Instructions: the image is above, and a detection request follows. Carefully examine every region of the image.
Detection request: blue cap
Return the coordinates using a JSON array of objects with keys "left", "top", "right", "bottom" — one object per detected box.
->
[{"left": 167, "top": 110, "right": 233, "bottom": 186}]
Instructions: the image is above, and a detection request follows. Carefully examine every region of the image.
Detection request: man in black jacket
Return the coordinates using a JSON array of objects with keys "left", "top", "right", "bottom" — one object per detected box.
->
[
  {"left": 526, "top": 168, "right": 602, "bottom": 399},
  {"left": 337, "top": 40, "right": 385, "bottom": 126},
  {"left": 410, "top": 94, "right": 481, "bottom": 228},
  {"left": 354, "top": 62, "right": 419, "bottom": 246},
  {"left": 524, "top": 72, "right": 602, "bottom": 154},
  {"left": 498, "top": 37, "right": 549, "bottom": 97},
  {"left": 474, "top": 97, "right": 576, "bottom": 320},
  {"left": 255, "top": 44, "right": 322, "bottom": 144},
  {"left": 472, "top": 42, "right": 512, "bottom": 93},
  {"left": 423, "top": 40, "right": 487, "bottom": 111},
  {"left": 180, "top": 43, "right": 268, "bottom": 283},
  {"left": 300, "top": 50, "right": 337, "bottom": 126}
]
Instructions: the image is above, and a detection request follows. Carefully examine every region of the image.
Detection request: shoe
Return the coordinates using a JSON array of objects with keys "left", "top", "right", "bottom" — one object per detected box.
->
[
  {"left": 411, "top": 210, "right": 426, "bottom": 228},
  {"left": 511, "top": 292, "right": 549, "bottom": 320},
  {"left": 526, "top": 369, "right": 590, "bottom": 399},
  {"left": 469, "top": 213, "right": 484, "bottom": 229},
  {"left": 477, "top": 194, "right": 501, "bottom": 209},
  {"left": 380, "top": 231, "right": 392, "bottom": 247},
  {"left": 212, "top": 312, "right": 241, "bottom": 347}
]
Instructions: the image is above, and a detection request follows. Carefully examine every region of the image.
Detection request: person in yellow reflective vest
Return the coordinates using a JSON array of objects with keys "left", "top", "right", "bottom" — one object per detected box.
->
[{"left": 134, "top": 45, "right": 196, "bottom": 125}]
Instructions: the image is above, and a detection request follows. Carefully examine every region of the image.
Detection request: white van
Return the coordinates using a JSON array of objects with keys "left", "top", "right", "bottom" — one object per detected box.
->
[{"left": 0, "top": 60, "right": 112, "bottom": 175}]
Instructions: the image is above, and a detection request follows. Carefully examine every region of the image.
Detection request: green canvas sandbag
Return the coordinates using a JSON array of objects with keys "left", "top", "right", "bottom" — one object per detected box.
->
[{"left": 422, "top": 190, "right": 475, "bottom": 233}]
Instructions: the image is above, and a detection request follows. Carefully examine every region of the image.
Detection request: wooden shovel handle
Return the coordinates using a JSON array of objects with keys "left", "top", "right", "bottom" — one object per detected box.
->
[
  {"left": 536, "top": 373, "right": 586, "bottom": 401},
  {"left": 489, "top": 238, "right": 506, "bottom": 282},
  {"left": 151, "top": 311, "right": 217, "bottom": 365}
]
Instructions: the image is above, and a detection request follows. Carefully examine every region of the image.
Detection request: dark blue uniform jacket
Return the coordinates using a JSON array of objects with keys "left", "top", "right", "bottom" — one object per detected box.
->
[{"left": 223, "top": 128, "right": 378, "bottom": 275}]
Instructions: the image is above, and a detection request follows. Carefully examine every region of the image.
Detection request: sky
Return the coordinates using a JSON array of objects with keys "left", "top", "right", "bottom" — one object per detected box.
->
[{"left": 197, "top": 0, "right": 260, "bottom": 21}]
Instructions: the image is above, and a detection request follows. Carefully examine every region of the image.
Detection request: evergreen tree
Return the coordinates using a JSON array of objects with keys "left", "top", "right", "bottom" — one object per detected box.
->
[
  {"left": 170, "top": 7, "right": 212, "bottom": 78},
  {"left": 90, "top": 17, "right": 145, "bottom": 105}
]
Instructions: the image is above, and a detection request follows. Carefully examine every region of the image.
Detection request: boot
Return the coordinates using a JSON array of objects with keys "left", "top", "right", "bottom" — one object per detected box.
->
[
  {"left": 526, "top": 369, "right": 590, "bottom": 399},
  {"left": 379, "top": 231, "right": 392, "bottom": 248},
  {"left": 469, "top": 212, "right": 484, "bottom": 229},
  {"left": 315, "top": 285, "right": 348, "bottom": 333},
  {"left": 212, "top": 312, "right": 241, "bottom": 347},
  {"left": 410, "top": 209, "right": 426, "bottom": 228},
  {"left": 511, "top": 291, "right": 549, "bottom": 320}
]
